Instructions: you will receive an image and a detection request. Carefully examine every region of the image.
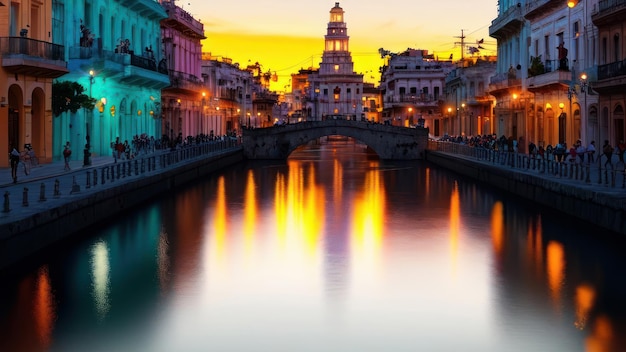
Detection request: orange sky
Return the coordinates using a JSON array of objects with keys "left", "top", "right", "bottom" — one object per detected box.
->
[{"left": 196, "top": 1, "right": 497, "bottom": 92}]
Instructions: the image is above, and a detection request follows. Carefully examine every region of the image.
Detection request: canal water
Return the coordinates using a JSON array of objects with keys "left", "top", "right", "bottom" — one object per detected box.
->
[{"left": 1, "top": 138, "right": 625, "bottom": 352}]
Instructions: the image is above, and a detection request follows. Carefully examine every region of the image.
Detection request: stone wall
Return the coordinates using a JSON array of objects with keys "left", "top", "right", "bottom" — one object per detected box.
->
[
  {"left": 426, "top": 151, "right": 625, "bottom": 236},
  {"left": 0, "top": 150, "right": 244, "bottom": 272}
]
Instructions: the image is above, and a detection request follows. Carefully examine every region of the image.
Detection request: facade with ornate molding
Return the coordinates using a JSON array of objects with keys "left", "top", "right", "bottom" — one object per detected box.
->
[
  {"left": 52, "top": 0, "right": 169, "bottom": 160},
  {"left": 306, "top": 2, "right": 364, "bottom": 121},
  {"left": 160, "top": 0, "right": 205, "bottom": 145},
  {"left": 381, "top": 49, "right": 454, "bottom": 133},
  {"left": 490, "top": 0, "right": 600, "bottom": 148},
  {"left": 591, "top": 0, "right": 626, "bottom": 146}
]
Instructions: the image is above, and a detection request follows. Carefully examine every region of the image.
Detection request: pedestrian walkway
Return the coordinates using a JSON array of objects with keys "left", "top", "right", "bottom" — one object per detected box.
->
[
  {"left": 0, "top": 141, "right": 241, "bottom": 225},
  {"left": 1, "top": 155, "right": 115, "bottom": 189},
  {"left": 0, "top": 153, "right": 142, "bottom": 225},
  {"left": 429, "top": 141, "right": 626, "bottom": 199}
]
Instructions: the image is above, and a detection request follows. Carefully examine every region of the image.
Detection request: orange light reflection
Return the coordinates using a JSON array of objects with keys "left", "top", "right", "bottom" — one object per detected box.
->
[
  {"left": 212, "top": 176, "right": 228, "bottom": 262},
  {"left": 490, "top": 201, "right": 504, "bottom": 255},
  {"left": 244, "top": 169, "right": 257, "bottom": 253},
  {"left": 585, "top": 314, "right": 616, "bottom": 352},
  {"left": 351, "top": 167, "right": 386, "bottom": 262},
  {"left": 574, "top": 283, "right": 596, "bottom": 330},
  {"left": 34, "top": 266, "right": 55, "bottom": 348},
  {"left": 274, "top": 172, "right": 288, "bottom": 248},
  {"left": 273, "top": 161, "right": 325, "bottom": 258},
  {"left": 546, "top": 240, "right": 565, "bottom": 307}
]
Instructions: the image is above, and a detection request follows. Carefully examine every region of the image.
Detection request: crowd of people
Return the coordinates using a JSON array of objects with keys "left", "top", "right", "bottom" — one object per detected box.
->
[
  {"left": 439, "top": 133, "right": 626, "bottom": 168},
  {"left": 109, "top": 131, "right": 240, "bottom": 163}
]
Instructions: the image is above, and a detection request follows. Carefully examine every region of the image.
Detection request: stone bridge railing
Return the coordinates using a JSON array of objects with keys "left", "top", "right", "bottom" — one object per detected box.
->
[{"left": 242, "top": 120, "right": 429, "bottom": 160}]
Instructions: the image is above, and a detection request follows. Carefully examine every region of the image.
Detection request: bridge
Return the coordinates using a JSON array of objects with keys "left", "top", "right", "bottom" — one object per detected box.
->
[{"left": 242, "top": 119, "right": 429, "bottom": 160}]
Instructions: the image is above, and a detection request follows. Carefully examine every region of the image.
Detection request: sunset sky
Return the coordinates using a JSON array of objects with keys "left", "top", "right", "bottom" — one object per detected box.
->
[{"left": 186, "top": 0, "right": 498, "bottom": 91}]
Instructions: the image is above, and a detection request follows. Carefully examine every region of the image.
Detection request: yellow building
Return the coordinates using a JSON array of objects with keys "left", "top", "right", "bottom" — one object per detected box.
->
[{"left": 0, "top": 0, "right": 68, "bottom": 165}]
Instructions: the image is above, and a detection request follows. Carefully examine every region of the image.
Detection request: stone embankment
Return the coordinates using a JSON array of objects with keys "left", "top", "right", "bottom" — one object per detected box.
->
[
  {"left": 426, "top": 149, "right": 625, "bottom": 236},
  {"left": 0, "top": 145, "right": 244, "bottom": 272}
]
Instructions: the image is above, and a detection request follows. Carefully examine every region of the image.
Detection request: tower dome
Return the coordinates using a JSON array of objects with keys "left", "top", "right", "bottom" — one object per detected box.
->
[{"left": 330, "top": 2, "right": 344, "bottom": 23}]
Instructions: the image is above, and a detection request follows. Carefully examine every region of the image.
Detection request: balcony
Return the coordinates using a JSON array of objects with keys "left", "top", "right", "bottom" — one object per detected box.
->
[
  {"left": 524, "top": 0, "right": 563, "bottom": 20},
  {"left": 488, "top": 73, "right": 521, "bottom": 95},
  {"left": 594, "top": 59, "right": 626, "bottom": 93},
  {"left": 489, "top": 4, "right": 524, "bottom": 39},
  {"left": 384, "top": 94, "right": 439, "bottom": 108},
  {"left": 527, "top": 66, "right": 571, "bottom": 92},
  {"left": 167, "top": 70, "right": 204, "bottom": 93},
  {"left": 92, "top": 50, "right": 169, "bottom": 89},
  {"left": 113, "top": 0, "right": 167, "bottom": 21},
  {"left": 0, "top": 37, "right": 68, "bottom": 78},
  {"left": 161, "top": 1, "right": 205, "bottom": 38},
  {"left": 592, "top": 0, "right": 626, "bottom": 25}
]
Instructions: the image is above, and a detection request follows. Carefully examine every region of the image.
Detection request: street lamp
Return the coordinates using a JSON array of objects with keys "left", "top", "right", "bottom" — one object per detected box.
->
[
  {"left": 580, "top": 73, "right": 593, "bottom": 144},
  {"left": 408, "top": 107, "right": 413, "bottom": 127},
  {"left": 237, "top": 108, "right": 241, "bottom": 132},
  {"left": 447, "top": 107, "right": 452, "bottom": 135},
  {"left": 84, "top": 69, "right": 95, "bottom": 166},
  {"left": 257, "top": 112, "right": 261, "bottom": 128},
  {"left": 201, "top": 92, "right": 207, "bottom": 135}
]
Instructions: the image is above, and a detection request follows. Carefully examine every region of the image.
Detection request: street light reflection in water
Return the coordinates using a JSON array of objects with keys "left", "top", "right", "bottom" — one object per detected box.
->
[{"left": 0, "top": 137, "right": 625, "bottom": 352}]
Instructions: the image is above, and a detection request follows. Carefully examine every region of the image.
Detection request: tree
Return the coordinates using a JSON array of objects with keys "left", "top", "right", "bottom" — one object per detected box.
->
[
  {"left": 52, "top": 81, "right": 96, "bottom": 117},
  {"left": 528, "top": 56, "right": 545, "bottom": 77}
]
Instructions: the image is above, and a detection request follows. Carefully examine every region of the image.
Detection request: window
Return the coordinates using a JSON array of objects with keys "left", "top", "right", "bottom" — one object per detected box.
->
[{"left": 52, "top": 2, "right": 65, "bottom": 44}]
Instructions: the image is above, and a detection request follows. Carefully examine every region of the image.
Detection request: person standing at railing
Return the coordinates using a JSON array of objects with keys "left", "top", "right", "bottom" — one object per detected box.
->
[
  {"left": 554, "top": 142, "right": 566, "bottom": 162},
  {"left": 602, "top": 140, "right": 613, "bottom": 169},
  {"left": 575, "top": 140, "right": 586, "bottom": 164},
  {"left": 587, "top": 141, "right": 596, "bottom": 163}
]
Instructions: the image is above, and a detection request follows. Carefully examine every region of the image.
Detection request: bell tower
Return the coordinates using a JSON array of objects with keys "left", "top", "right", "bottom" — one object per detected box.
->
[
  {"left": 320, "top": 2, "right": 355, "bottom": 75},
  {"left": 312, "top": 2, "right": 363, "bottom": 119}
]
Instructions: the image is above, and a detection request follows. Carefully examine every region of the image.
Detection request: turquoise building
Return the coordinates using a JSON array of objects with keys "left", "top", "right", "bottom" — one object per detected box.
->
[{"left": 52, "top": 0, "right": 169, "bottom": 160}]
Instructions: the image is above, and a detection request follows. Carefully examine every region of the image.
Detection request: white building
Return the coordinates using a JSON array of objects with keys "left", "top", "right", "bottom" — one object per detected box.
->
[
  {"left": 380, "top": 48, "right": 454, "bottom": 132},
  {"left": 201, "top": 56, "right": 254, "bottom": 135},
  {"left": 445, "top": 58, "right": 497, "bottom": 137},
  {"left": 591, "top": 0, "right": 625, "bottom": 146},
  {"left": 490, "top": 0, "right": 600, "bottom": 148},
  {"left": 306, "top": 2, "right": 364, "bottom": 120}
]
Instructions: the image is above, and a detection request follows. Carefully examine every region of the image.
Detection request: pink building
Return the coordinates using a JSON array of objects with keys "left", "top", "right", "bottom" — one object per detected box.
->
[{"left": 160, "top": 0, "right": 206, "bottom": 144}]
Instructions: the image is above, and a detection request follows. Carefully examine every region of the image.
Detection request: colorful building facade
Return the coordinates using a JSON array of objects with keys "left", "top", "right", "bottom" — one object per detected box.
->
[{"left": 52, "top": 0, "right": 169, "bottom": 160}]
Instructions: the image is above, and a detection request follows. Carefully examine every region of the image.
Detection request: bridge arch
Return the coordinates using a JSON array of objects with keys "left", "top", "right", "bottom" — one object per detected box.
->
[{"left": 242, "top": 120, "right": 428, "bottom": 160}]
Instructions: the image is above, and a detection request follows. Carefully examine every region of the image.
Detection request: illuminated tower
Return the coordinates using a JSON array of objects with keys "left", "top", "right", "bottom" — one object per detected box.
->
[{"left": 309, "top": 2, "right": 363, "bottom": 120}]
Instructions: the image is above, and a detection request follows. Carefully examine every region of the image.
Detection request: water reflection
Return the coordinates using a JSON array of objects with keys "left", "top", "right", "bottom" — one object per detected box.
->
[
  {"left": 1, "top": 138, "right": 626, "bottom": 352},
  {"left": 34, "top": 266, "right": 55, "bottom": 349},
  {"left": 90, "top": 240, "right": 111, "bottom": 320}
]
